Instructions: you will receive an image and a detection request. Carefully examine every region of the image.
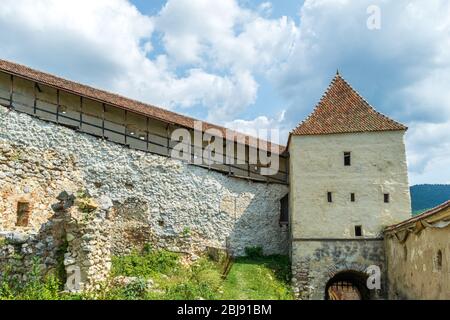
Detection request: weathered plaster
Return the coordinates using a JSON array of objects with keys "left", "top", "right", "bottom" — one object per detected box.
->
[{"left": 385, "top": 207, "right": 450, "bottom": 300}]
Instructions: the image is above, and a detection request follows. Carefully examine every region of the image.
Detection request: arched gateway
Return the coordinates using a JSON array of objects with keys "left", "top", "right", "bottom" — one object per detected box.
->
[{"left": 325, "top": 270, "right": 370, "bottom": 300}]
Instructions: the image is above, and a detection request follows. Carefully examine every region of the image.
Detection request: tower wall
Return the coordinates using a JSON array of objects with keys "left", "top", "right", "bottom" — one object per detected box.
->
[{"left": 289, "top": 131, "right": 411, "bottom": 299}]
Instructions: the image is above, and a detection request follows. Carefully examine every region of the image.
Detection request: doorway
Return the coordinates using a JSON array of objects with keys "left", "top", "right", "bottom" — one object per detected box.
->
[{"left": 325, "top": 270, "right": 370, "bottom": 300}]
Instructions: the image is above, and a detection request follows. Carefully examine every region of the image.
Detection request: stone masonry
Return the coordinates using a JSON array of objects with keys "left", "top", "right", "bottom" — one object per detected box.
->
[{"left": 0, "top": 105, "right": 289, "bottom": 258}]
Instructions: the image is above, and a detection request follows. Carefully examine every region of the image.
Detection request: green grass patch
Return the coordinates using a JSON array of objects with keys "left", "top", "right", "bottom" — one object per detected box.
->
[
  {"left": 1, "top": 247, "right": 293, "bottom": 300},
  {"left": 221, "top": 255, "right": 293, "bottom": 300},
  {"left": 0, "top": 258, "right": 62, "bottom": 300},
  {"left": 111, "top": 249, "right": 180, "bottom": 278},
  {"left": 111, "top": 248, "right": 293, "bottom": 300}
]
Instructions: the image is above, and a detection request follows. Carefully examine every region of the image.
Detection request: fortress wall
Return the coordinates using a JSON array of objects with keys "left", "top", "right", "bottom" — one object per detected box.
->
[{"left": 0, "top": 105, "right": 288, "bottom": 257}]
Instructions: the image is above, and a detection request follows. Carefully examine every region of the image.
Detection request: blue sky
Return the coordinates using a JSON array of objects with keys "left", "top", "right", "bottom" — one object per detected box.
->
[{"left": 0, "top": 0, "right": 449, "bottom": 185}]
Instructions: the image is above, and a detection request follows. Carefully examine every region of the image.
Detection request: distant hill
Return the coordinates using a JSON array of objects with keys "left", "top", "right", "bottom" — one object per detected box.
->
[{"left": 410, "top": 184, "right": 450, "bottom": 215}]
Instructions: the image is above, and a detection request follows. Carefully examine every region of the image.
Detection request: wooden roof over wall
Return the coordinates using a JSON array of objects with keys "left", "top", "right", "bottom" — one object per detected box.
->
[{"left": 0, "top": 59, "right": 285, "bottom": 154}]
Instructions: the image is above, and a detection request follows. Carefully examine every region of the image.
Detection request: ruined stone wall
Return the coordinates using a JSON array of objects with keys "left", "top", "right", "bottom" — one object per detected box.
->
[
  {"left": 291, "top": 240, "right": 386, "bottom": 300},
  {"left": 385, "top": 211, "right": 450, "bottom": 299},
  {"left": 0, "top": 214, "right": 66, "bottom": 282},
  {"left": 0, "top": 105, "right": 288, "bottom": 257},
  {"left": 0, "top": 191, "right": 114, "bottom": 292}
]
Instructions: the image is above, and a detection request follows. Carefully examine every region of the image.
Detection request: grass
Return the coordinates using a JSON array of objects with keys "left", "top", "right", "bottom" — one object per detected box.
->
[
  {"left": 221, "top": 255, "right": 292, "bottom": 300},
  {"left": 0, "top": 258, "right": 62, "bottom": 300},
  {"left": 0, "top": 247, "right": 294, "bottom": 300}
]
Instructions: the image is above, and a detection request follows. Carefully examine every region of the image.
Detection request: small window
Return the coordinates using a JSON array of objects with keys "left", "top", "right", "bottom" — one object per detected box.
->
[
  {"left": 16, "top": 201, "right": 31, "bottom": 227},
  {"left": 350, "top": 193, "right": 355, "bottom": 202},
  {"left": 436, "top": 250, "right": 443, "bottom": 271},
  {"left": 384, "top": 193, "right": 390, "bottom": 203},
  {"left": 327, "top": 192, "right": 333, "bottom": 203},
  {"left": 355, "top": 225, "right": 363, "bottom": 237},
  {"left": 279, "top": 194, "right": 289, "bottom": 226},
  {"left": 344, "top": 152, "right": 351, "bottom": 166}
]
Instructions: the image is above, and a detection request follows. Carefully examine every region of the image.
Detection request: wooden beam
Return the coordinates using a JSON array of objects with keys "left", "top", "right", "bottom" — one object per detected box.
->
[
  {"left": 102, "top": 103, "right": 106, "bottom": 138},
  {"left": 56, "top": 89, "right": 60, "bottom": 123},
  {"left": 79, "top": 96, "right": 83, "bottom": 129},
  {"left": 9, "top": 75, "right": 13, "bottom": 107},
  {"left": 166, "top": 124, "right": 170, "bottom": 156},
  {"left": 124, "top": 110, "right": 128, "bottom": 145},
  {"left": 146, "top": 117, "right": 150, "bottom": 151},
  {"left": 33, "top": 82, "right": 37, "bottom": 114}
]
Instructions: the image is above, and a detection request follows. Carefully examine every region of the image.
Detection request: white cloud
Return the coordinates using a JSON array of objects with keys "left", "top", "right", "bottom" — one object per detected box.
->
[
  {"left": 0, "top": 0, "right": 154, "bottom": 86},
  {"left": 153, "top": 0, "right": 298, "bottom": 121},
  {"left": 269, "top": 0, "right": 450, "bottom": 184},
  {"left": 225, "top": 110, "right": 289, "bottom": 145},
  {"left": 0, "top": 0, "right": 299, "bottom": 123},
  {"left": 406, "top": 121, "right": 450, "bottom": 184},
  {"left": 155, "top": 0, "right": 297, "bottom": 71}
]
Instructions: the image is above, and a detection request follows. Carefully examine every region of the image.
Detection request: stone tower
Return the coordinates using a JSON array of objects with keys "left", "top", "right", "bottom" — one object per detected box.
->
[{"left": 288, "top": 73, "right": 411, "bottom": 300}]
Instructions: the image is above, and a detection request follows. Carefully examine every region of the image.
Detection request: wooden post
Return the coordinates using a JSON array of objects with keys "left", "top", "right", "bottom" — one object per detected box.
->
[
  {"left": 56, "top": 89, "right": 60, "bottom": 123},
  {"left": 247, "top": 146, "right": 251, "bottom": 178},
  {"left": 146, "top": 117, "right": 150, "bottom": 151},
  {"left": 33, "top": 82, "right": 37, "bottom": 115},
  {"left": 166, "top": 124, "right": 170, "bottom": 155},
  {"left": 79, "top": 96, "right": 83, "bottom": 129},
  {"left": 102, "top": 103, "right": 106, "bottom": 138},
  {"left": 124, "top": 110, "right": 128, "bottom": 145},
  {"left": 9, "top": 75, "right": 13, "bottom": 108}
]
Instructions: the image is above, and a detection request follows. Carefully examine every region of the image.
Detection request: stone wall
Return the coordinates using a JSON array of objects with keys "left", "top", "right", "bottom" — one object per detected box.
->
[
  {"left": 0, "top": 190, "right": 114, "bottom": 292},
  {"left": 291, "top": 240, "right": 386, "bottom": 300},
  {"left": 0, "top": 213, "right": 66, "bottom": 283},
  {"left": 0, "top": 105, "right": 289, "bottom": 257}
]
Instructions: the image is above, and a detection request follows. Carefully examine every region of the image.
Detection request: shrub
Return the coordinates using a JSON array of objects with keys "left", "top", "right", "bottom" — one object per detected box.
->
[
  {"left": 118, "top": 278, "right": 148, "bottom": 300},
  {"left": 0, "top": 258, "right": 62, "bottom": 300},
  {"left": 244, "top": 246, "right": 264, "bottom": 258},
  {"left": 111, "top": 248, "right": 180, "bottom": 278},
  {"left": 0, "top": 238, "right": 7, "bottom": 247}
]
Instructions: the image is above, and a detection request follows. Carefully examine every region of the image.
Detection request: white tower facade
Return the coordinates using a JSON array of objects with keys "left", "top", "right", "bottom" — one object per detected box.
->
[{"left": 289, "top": 74, "right": 411, "bottom": 300}]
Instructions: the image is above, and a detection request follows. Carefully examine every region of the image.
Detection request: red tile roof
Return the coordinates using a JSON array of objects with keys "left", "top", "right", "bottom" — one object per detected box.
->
[
  {"left": 0, "top": 59, "right": 285, "bottom": 154},
  {"left": 291, "top": 73, "right": 407, "bottom": 136}
]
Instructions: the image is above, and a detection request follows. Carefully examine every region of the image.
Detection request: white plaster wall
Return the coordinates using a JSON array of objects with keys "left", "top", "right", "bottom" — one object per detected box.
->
[
  {"left": 0, "top": 105, "right": 288, "bottom": 256},
  {"left": 289, "top": 131, "right": 411, "bottom": 239}
]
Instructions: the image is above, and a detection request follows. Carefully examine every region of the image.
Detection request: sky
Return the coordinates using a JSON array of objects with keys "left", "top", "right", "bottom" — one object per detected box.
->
[{"left": 0, "top": 0, "right": 449, "bottom": 185}]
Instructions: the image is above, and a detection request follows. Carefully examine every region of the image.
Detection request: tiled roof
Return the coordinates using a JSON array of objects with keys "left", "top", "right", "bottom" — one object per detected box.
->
[
  {"left": 291, "top": 73, "right": 407, "bottom": 136},
  {"left": 0, "top": 59, "right": 285, "bottom": 154}
]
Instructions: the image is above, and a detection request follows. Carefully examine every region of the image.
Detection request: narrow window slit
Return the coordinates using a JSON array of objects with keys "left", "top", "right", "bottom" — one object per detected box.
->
[
  {"left": 16, "top": 201, "right": 31, "bottom": 227},
  {"left": 344, "top": 152, "right": 351, "bottom": 166},
  {"left": 355, "top": 225, "right": 363, "bottom": 237}
]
